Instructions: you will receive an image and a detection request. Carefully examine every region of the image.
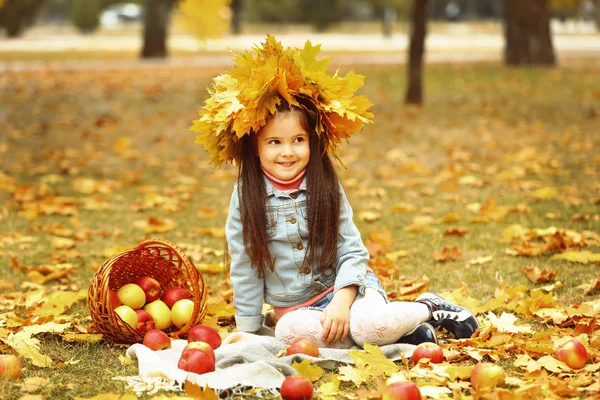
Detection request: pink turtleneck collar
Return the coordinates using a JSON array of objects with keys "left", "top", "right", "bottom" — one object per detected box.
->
[{"left": 261, "top": 166, "right": 306, "bottom": 192}]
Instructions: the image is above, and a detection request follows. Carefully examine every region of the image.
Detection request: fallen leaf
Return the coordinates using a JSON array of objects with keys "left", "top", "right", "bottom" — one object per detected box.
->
[
  {"left": 486, "top": 312, "right": 532, "bottom": 333},
  {"left": 51, "top": 237, "right": 75, "bottom": 250},
  {"left": 433, "top": 247, "right": 462, "bottom": 262},
  {"left": 292, "top": 359, "right": 324, "bottom": 381},
  {"left": 552, "top": 250, "right": 600, "bottom": 263},
  {"left": 184, "top": 381, "right": 219, "bottom": 399},
  {"left": 358, "top": 210, "right": 381, "bottom": 223},
  {"left": 444, "top": 227, "right": 468, "bottom": 237},
  {"left": 20, "top": 377, "right": 51, "bottom": 393},
  {"left": 468, "top": 255, "right": 493, "bottom": 265},
  {"left": 385, "top": 250, "right": 409, "bottom": 262},
  {"left": 521, "top": 264, "right": 557, "bottom": 284}
]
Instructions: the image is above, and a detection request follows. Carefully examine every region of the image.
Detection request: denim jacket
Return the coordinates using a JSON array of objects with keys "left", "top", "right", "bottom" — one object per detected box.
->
[{"left": 226, "top": 175, "right": 370, "bottom": 332}]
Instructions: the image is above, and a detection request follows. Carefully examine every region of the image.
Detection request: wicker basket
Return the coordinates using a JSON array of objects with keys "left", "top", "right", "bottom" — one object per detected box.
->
[{"left": 88, "top": 238, "right": 208, "bottom": 343}]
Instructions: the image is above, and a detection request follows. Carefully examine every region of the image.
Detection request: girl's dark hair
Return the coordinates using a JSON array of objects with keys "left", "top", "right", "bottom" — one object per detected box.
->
[{"left": 238, "top": 99, "right": 341, "bottom": 276}]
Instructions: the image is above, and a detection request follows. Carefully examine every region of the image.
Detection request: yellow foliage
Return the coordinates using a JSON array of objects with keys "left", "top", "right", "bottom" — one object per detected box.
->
[
  {"left": 192, "top": 35, "right": 374, "bottom": 168},
  {"left": 175, "top": 0, "right": 231, "bottom": 41},
  {"left": 292, "top": 359, "right": 325, "bottom": 381}
]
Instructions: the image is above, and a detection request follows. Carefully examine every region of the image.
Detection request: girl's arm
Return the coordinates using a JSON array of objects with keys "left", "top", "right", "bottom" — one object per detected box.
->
[
  {"left": 332, "top": 185, "right": 370, "bottom": 296},
  {"left": 226, "top": 184, "right": 265, "bottom": 332}
]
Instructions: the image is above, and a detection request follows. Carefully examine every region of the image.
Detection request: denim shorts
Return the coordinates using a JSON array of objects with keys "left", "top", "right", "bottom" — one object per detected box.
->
[{"left": 303, "top": 272, "right": 388, "bottom": 311}]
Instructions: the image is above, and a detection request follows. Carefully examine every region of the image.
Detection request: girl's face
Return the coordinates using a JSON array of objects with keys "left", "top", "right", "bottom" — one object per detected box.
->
[{"left": 256, "top": 112, "right": 310, "bottom": 181}]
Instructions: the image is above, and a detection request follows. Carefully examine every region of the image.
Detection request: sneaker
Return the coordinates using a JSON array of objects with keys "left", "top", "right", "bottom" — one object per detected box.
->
[
  {"left": 415, "top": 292, "right": 480, "bottom": 339},
  {"left": 397, "top": 322, "right": 438, "bottom": 346}
]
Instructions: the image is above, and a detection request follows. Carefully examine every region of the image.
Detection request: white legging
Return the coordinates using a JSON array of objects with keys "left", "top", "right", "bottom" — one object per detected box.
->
[{"left": 275, "top": 288, "right": 431, "bottom": 349}]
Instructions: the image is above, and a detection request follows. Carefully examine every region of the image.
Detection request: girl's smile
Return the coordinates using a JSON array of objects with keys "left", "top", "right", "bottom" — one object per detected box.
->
[{"left": 257, "top": 112, "right": 310, "bottom": 181}]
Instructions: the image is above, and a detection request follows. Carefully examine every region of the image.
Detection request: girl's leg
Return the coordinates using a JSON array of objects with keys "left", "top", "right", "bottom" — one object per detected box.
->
[
  {"left": 349, "top": 288, "right": 430, "bottom": 347},
  {"left": 275, "top": 308, "right": 356, "bottom": 349}
]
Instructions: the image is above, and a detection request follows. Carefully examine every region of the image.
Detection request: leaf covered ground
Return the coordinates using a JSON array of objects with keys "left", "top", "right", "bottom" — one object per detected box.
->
[{"left": 0, "top": 57, "right": 599, "bottom": 399}]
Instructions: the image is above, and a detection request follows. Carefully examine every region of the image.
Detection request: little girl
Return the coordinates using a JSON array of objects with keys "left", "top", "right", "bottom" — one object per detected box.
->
[{"left": 193, "top": 36, "right": 479, "bottom": 348}]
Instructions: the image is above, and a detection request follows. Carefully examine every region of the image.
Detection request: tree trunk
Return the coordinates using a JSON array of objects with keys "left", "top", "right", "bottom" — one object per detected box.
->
[
  {"left": 405, "top": 0, "right": 428, "bottom": 105},
  {"left": 230, "top": 0, "right": 242, "bottom": 35},
  {"left": 141, "top": 0, "right": 171, "bottom": 59},
  {"left": 595, "top": 0, "right": 600, "bottom": 31},
  {"left": 503, "top": 0, "right": 556, "bottom": 66}
]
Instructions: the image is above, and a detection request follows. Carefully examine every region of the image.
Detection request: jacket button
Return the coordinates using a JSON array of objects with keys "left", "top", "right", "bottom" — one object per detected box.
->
[
  {"left": 304, "top": 267, "right": 311, "bottom": 274},
  {"left": 289, "top": 217, "right": 297, "bottom": 224},
  {"left": 290, "top": 193, "right": 298, "bottom": 199},
  {"left": 296, "top": 243, "right": 304, "bottom": 250}
]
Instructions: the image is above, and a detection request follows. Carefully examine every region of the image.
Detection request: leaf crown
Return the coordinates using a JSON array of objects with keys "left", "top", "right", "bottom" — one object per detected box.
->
[{"left": 191, "top": 35, "right": 374, "bottom": 168}]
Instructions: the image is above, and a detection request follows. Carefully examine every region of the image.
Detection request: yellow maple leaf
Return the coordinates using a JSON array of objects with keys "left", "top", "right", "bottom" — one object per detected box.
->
[
  {"left": 3, "top": 322, "right": 70, "bottom": 367},
  {"left": 30, "top": 289, "right": 87, "bottom": 317},
  {"left": 292, "top": 360, "right": 324, "bottom": 381},
  {"left": 184, "top": 381, "right": 220, "bottom": 399},
  {"left": 485, "top": 312, "right": 532, "bottom": 333},
  {"left": 440, "top": 365, "right": 473, "bottom": 381},
  {"left": 338, "top": 362, "right": 371, "bottom": 386},
  {"left": 316, "top": 375, "right": 340, "bottom": 399},
  {"left": 552, "top": 250, "right": 600, "bottom": 263},
  {"left": 348, "top": 343, "right": 400, "bottom": 377},
  {"left": 537, "top": 355, "right": 573, "bottom": 373}
]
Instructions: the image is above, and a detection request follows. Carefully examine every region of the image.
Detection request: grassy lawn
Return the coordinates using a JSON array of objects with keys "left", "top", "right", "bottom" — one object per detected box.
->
[{"left": 0, "top": 55, "right": 598, "bottom": 399}]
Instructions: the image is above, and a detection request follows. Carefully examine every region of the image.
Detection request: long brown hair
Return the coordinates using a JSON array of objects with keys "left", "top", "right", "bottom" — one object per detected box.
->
[{"left": 237, "top": 99, "right": 341, "bottom": 277}]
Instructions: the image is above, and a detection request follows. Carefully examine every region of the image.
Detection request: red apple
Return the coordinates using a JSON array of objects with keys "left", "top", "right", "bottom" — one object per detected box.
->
[
  {"left": 183, "top": 341, "right": 216, "bottom": 363},
  {"left": 177, "top": 348, "right": 215, "bottom": 375},
  {"left": 411, "top": 342, "right": 444, "bottom": 364},
  {"left": 0, "top": 354, "right": 23, "bottom": 379},
  {"left": 135, "top": 276, "right": 162, "bottom": 303},
  {"left": 135, "top": 309, "right": 156, "bottom": 334},
  {"left": 554, "top": 339, "right": 588, "bottom": 369},
  {"left": 143, "top": 329, "right": 171, "bottom": 351},
  {"left": 381, "top": 381, "right": 421, "bottom": 400},
  {"left": 470, "top": 362, "right": 506, "bottom": 390},
  {"left": 280, "top": 375, "right": 314, "bottom": 400},
  {"left": 108, "top": 289, "right": 121, "bottom": 309},
  {"left": 285, "top": 337, "right": 319, "bottom": 358},
  {"left": 188, "top": 324, "right": 222, "bottom": 350},
  {"left": 162, "top": 286, "right": 191, "bottom": 309}
]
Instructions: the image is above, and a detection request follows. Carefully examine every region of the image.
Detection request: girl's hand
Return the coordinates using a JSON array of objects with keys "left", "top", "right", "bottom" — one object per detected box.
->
[
  {"left": 320, "top": 285, "right": 357, "bottom": 345},
  {"left": 320, "top": 301, "right": 350, "bottom": 344}
]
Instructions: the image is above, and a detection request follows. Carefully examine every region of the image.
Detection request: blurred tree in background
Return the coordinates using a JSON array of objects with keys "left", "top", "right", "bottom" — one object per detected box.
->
[
  {"left": 503, "top": 0, "right": 556, "bottom": 65},
  {"left": 406, "top": 0, "right": 428, "bottom": 104},
  {"left": 0, "top": 0, "right": 46, "bottom": 37},
  {"left": 141, "top": 0, "right": 174, "bottom": 58},
  {"left": 244, "top": 0, "right": 344, "bottom": 31},
  {"left": 71, "top": 0, "right": 101, "bottom": 33}
]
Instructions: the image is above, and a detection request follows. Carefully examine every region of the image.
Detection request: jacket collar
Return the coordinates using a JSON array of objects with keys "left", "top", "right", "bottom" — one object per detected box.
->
[{"left": 264, "top": 174, "right": 307, "bottom": 197}]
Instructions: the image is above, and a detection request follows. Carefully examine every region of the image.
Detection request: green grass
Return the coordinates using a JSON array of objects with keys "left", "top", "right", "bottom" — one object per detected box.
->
[{"left": 0, "top": 57, "right": 599, "bottom": 399}]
